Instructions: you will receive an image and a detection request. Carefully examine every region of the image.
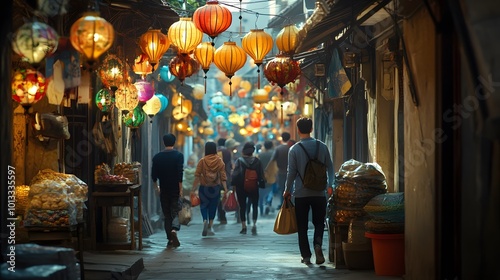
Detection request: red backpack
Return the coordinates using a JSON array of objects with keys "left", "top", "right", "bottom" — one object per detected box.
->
[{"left": 239, "top": 158, "right": 258, "bottom": 192}]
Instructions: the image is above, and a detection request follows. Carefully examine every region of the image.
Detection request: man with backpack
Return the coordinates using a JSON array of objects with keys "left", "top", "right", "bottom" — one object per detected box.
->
[{"left": 283, "top": 117, "right": 334, "bottom": 265}]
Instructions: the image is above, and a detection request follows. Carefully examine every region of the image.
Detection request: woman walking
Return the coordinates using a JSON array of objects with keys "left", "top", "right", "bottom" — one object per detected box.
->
[{"left": 192, "top": 142, "right": 228, "bottom": 236}]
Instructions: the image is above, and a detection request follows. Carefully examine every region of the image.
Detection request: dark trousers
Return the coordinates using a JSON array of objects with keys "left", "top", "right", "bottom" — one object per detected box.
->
[
  {"left": 295, "top": 196, "right": 327, "bottom": 259},
  {"left": 199, "top": 185, "right": 221, "bottom": 221},
  {"left": 160, "top": 193, "right": 181, "bottom": 241},
  {"left": 236, "top": 188, "right": 258, "bottom": 223}
]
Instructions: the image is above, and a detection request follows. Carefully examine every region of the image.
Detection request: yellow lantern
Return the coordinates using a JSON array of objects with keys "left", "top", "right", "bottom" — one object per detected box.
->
[
  {"left": 176, "top": 120, "right": 189, "bottom": 132},
  {"left": 115, "top": 82, "right": 139, "bottom": 113},
  {"left": 138, "top": 29, "right": 170, "bottom": 71},
  {"left": 172, "top": 106, "right": 189, "bottom": 120},
  {"left": 276, "top": 24, "right": 299, "bottom": 55},
  {"left": 133, "top": 55, "right": 153, "bottom": 79},
  {"left": 168, "top": 18, "right": 203, "bottom": 55},
  {"left": 70, "top": 12, "right": 114, "bottom": 66},
  {"left": 242, "top": 29, "right": 273, "bottom": 88},
  {"left": 194, "top": 42, "right": 215, "bottom": 92},
  {"left": 240, "top": 80, "right": 252, "bottom": 92},
  {"left": 228, "top": 113, "right": 240, "bottom": 124},
  {"left": 142, "top": 94, "right": 162, "bottom": 121},
  {"left": 264, "top": 100, "right": 276, "bottom": 112},
  {"left": 213, "top": 41, "right": 247, "bottom": 97},
  {"left": 252, "top": 88, "right": 269, "bottom": 103}
]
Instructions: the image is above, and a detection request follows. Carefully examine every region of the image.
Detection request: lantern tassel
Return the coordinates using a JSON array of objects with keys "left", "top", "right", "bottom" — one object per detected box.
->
[
  {"left": 281, "top": 103, "right": 284, "bottom": 125},
  {"left": 257, "top": 67, "right": 261, "bottom": 89},
  {"left": 229, "top": 80, "right": 233, "bottom": 97},
  {"left": 204, "top": 75, "right": 207, "bottom": 94}
]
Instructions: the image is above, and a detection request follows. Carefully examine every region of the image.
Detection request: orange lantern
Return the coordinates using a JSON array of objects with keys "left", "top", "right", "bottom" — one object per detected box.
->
[
  {"left": 276, "top": 24, "right": 300, "bottom": 56},
  {"left": 11, "top": 68, "right": 47, "bottom": 110},
  {"left": 264, "top": 55, "right": 301, "bottom": 93},
  {"left": 138, "top": 29, "right": 170, "bottom": 71},
  {"left": 193, "top": 0, "right": 232, "bottom": 42},
  {"left": 168, "top": 18, "right": 203, "bottom": 55},
  {"left": 169, "top": 55, "right": 200, "bottom": 85},
  {"left": 70, "top": 12, "right": 114, "bottom": 66},
  {"left": 97, "top": 53, "right": 124, "bottom": 91},
  {"left": 133, "top": 54, "right": 153, "bottom": 79},
  {"left": 242, "top": 29, "right": 273, "bottom": 88},
  {"left": 194, "top": 42, "right": 215, "bottom": 93},
  {"left": 213, "top": 41, "right": 247, "bottom": 97}
]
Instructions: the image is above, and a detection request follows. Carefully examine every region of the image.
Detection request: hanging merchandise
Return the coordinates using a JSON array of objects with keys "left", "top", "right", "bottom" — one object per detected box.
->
[
  {"left": 168, "top": 18, "right": 203, "bottom": 55},
  {"left": 275, "top": 24, "right": 300, "bottom": 56},
  {"left": 264, "top": 55, "right": 301, "bottom": 92},
  {"left": 142, "top": 95, "right": 162, "bottom": 121},
  {"left": 133, "top": 54, "right": 153, "bottom": 79},
  {"left": 97, "top": 54, "right": 125, "bottom": 91},
  {"left": 194, "top": 42, "right": 215, "bottom": 92},
  {"left": 193, "top": 0, "right": 232, "bottom": 42},
  {"left": 156, "top": 93, "right": 168, "bottom": 113},
  {"left": 168, "top": 55, "right": 200, "bottom": 85},
  {"left": 138, "top": 29, "right": 170, "bottom": 71}
]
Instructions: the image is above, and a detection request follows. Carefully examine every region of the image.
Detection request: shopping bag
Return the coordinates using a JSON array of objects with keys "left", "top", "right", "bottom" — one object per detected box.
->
[
  {"left": 190, "top": 192, "right": 200, "bottom": 207},
  {"left": 178, "top": 198, "right": 192, "bottom": 225},
  {"left": 223, "top": 190, "right": 238, "bottom": 212},
  {"left": 273, "top": 199, "right": 298, "bottom": 234}
]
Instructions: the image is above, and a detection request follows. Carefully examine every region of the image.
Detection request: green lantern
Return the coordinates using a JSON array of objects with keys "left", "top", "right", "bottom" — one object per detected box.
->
[
  {"left": 123, "top": 106, "right": 146, "bottom": 128},
  {"left": 95, "top": 88, "right": 114, "bottom": 112}
]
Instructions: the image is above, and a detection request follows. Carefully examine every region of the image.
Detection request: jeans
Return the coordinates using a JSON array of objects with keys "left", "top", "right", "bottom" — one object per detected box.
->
[
  {"left": 259, "top": 185, "right": 273, "bottom": 215},
  {"left": 199, "top": 185, "right": 221, "bottom": 221},
  {"left": 160, "top": 192, "right": 181, "bottom": 241},
  {"left": 294, "top": 196, "right": 327, "bottom": 259},
  {"left": 275, "top": 173, "right": 287, "bottom": 207}
]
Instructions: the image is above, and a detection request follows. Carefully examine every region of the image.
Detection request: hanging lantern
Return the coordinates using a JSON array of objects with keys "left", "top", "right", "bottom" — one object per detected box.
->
[
  {"left": 12, "top": 21, "right": 59, "bottom": 67},
  {"left": 192, "top": 0, "right": 232, "bottom": 42},
  {"left": 142, "top": 94, "right": 161, "bottom": 122},
  {"left": 123, "top": 106, "right": 146, "bottom": 128},
  {"left": 240, "top": 80, "right": 252, "bottom": 92},
  {"left": 252, "top": 88, "right": 269, "bottom": 103},
  {"left": 37, "top": 0, "right": 69, "bottom": 17},
  {"left": 156, "top": 93, "right": 168, "bottom": 113},
  {"left": 95, "top": 88, "right": 114, "bottom": 112},
  {"left": 194, "top": 42, "right": 215, "bottom": 93},
  {"left": 242, "top": 29, "right": 273, "bottom": 88},
  {"left": 168, "top": 55, "right": 200, "bottom": 85},
  {"left": 168, "top": 18, "right": 203, "bottom": 55},
  {"left": 264, "top": 55, "right": 301, "bottom": 93},
  {"left": 264, "top": 100, "right": 276, "bottom": 112},
  {"left": 172, "top": 106, "right": 189, "bottom": 120},
  {"left": 11, "top": 68, "right": 47, "bottom": 110},
  {"left": 138, "top": 29, "right": 170, "bottom": 71},
  {"left": 213, "top": 41, "right": 247, "bottom": 97},
  {"left": 134, "top": 79, "right": 154, "bottom": 102},
  {"left": 97, "top": 54, "right": 124, "bottom": 91},
  {"left": 228, "top": 113, "right": 240, "bottom": 124},
  {"left": 70, "top": 12, "right": 114, "bottom": 66},
  {"left": 133, "top": 54, "right": 153, "bottom": 79},
  {"left": 159, "top": 65, "right": 175, "bottom": 82},
  {"left": 276, "top": 24, "right": 300, "bottom": 55},
  {"left": 282, "top": 101, "right": 298, "bottom": 116},
  {"left": 115, "top": 82, "right": 139, "bottom": 113}
]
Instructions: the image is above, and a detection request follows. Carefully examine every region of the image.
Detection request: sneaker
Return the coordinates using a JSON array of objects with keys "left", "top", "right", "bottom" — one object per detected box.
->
[
  {"left": 314, "top": 245, "right": 325, "bottom": 264},
  {"left": 170, "top": 231, "right": 180, "bottom": 247},
  {"left": 251, "top": 226, "right": 257, "bottom": 235},
  {"left": 301, "top": 257, "right": 312, "bottom": 265},
  {"left": 240, "top": 227, "right": 247, "bottom": 234},
  {"left": 202, "top": 222, "right": 208, "bottom": 236}
]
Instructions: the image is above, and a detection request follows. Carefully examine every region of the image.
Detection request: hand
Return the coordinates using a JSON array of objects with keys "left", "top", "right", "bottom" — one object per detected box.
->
[{"left": 283, "top": 191, "right": 291, "bottom": 200}]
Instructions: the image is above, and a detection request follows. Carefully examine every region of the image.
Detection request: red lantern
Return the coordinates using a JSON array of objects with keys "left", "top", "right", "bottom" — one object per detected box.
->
[
  {"left": 11, "top": 68, "right": 47, "bottom": 109},
  {"left": 264, "top": 55, "right": 301, "bottom": 93},
  {"left": 169, "top": 55, "right": 200, "bottom": 85},
  {"left": 193, "top": 0, "right": 232, "bottom": 42}
]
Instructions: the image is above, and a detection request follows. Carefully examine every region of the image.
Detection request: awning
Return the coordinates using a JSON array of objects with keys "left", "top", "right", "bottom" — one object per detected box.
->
[{"left": 295, "top": 0, "right": 390, "bottom": 53}]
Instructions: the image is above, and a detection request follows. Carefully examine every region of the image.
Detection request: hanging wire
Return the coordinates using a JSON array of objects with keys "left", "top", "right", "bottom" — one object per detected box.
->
[
  {"left": 254, "top": 13, "right": 259, "bottom": 29},
  {"left": 239, "top": 0, "right": 243, "bottom": 36}
]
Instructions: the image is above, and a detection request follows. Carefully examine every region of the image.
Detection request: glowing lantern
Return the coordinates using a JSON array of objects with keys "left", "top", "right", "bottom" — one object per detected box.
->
[
  {"left": 264, "top": 100, "right": 276, "bottom": 112},
  {"left": 194, "top": 42, "right": 215, "bottom": 92},
  {"left": 228, "top": 113, "right": 240, "bottom": 124},
  {"left": 12, "top": 21, "right": 58, "bottom": 66},
  {"left": 97, "top": 54, "right": 124, "bottom": 91},
  {"left": 95, "top": 88, "right": 114, "bottom": 112},
  {"left": 213, "top": 41, "right": 247, "bottom": 96},
  {"left": 193, "top": 0, "right": 232, "bottom": 42},
  {"left": 252, "top": 88, "right": 269, "bottom": 103},
  {"left": 282, "top": 101, "right": 298, "bottom": 116},
  {"left": 133, "top": 54, "right": 153, "bottom": 79},
  {"left": 115, "top": 82, "right": 139, "bottom": 113},
  {"left": 70, "top": 12, "right": 114, "bottom": 66},
  {"left": 142, "top": 94, "right": 161, "bottom": 122},
  {"left": 172, "top": 106, "right": 189, "bottom": 120},
  {"left": 138, "top": 29, "right": 170, "bottom": 71},
  {"left": 156, "top": 93, "right": 168, "bottom": 113},
  {"left": 175, "top": 120, "right": 189, "bottom": 132},
  {"left": 134, "top": 80, "right": 154, "bottom": 102},
  {"left": 276, "top": 24, "right": 300, "bottom": 55},
  {"left": 264, "top": 55, "right": 301, "bottom": 93},
  {"left": 240, "top": 80, "right": 252, "bottom": 92},
  {"left": 242, "top": 29, "right": 273, "bottom": 88},
  {"left": 11, "top": 68, "right": 47, "bottom": 109},
  {"left": 237, "top": 88, "right": 247, "bottom": 98},
  {"left": 169, "top": 55, "right": 200, "bottom": 85},
  {"left": 168, "top": 18, "right": 203, "bottom": 55},
  {"left": 123, "top": 106, "right": 146, "bottom": 128}
]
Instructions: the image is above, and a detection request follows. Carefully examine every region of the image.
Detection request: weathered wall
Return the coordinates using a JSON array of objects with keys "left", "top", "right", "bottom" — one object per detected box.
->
[{"left": 403, "top": 6, "right": 437, "bottom": 280}]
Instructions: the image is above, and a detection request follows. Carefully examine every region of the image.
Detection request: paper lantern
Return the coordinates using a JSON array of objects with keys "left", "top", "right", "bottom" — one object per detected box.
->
[
  {"left": 264, "top": 100, "right": 276, "bottom": 112},
  {"left": 194, "top": 42, "right": 215, "bottom": 92},
  {"left": 193, "top": 0, "right": 232, "bottom": 41},
  {"left": 142, "top": 94, "right": 161, "bottom": 121},
  {"left": 12, "top": 21, "right": 59, "bottom": 66},
  {"left": 172, "top": 106, "right": 189, "bottom": 120},
  {"left": 228, "top": 113, "right": 240, "bottom": 124},
  {"left": 240, "top": 80, "right": 252, "bottom": 92},
  {"left": 168, "top": 55, "right": 200, "bottom": 85},
  {"left": 138, "top": 29, "right": 170, "bottom": 70},
  {"left": 264, "top": 55, "right": 301, "bottom": 92},
  {"left": 134, "top": 80, "right": 154, "bottom": 102},
  {"left": 168, "top": 18, "right": 203, "bottom": 55},
  {"left": 276, "top": 24, "right": 300, "bottom": 55},
  {"left": 70, "top": 12, "right": 114, "bottom": 66},
  {"left": 123, "top": 106, "right": 146, "bottom": 128},
  {"left": 156, "top": 93, "right": 168, "bottom": 113},
  {"left": 11, "top": 68, "right": 47, "bottom": 109},
  {"left": 242, "top": 29, "right": 273, "bottom": 88},
  {"left": 159, "top": 65, "right": 175, "bottom": 82},
  {"left": 115, "top": 82, "right": 139, "bottom": 112},
  {"left": 133, "top": 54, "right": 153, "bottom": 79},
  {"left": 213, "top": 41, "right": 247, "bottom": 96},
  {"left": 97, "top": 54, "right": 124, "bottom": 91},
  {"left": 95, "top": 88, "right": 114, "bottom": 112}
]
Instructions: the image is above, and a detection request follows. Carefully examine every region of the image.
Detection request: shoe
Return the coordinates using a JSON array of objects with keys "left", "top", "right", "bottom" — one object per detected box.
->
[
  {"left": 170, "top": 231, "right": 180, "bottom": 247},
  {"left": 166, "top": 240, "right": 173, "bottom": 248},
  {"left": 301, "top": 257, "right": 312, "bottom": 265},
  {"left": 314, "top": 245, "right": 325, "bottom": 264},
  {"left": 240, "top": 228, "right": 247, "bottom": 234},
  {"left": 207, "top": 228, "right": 215, "bottom": 236},
  {"left": 251, "top": 226, "right": 257, "bottom": 235},
  {"left": 202, "top": 222, "right": 208, "bottom": 236}
]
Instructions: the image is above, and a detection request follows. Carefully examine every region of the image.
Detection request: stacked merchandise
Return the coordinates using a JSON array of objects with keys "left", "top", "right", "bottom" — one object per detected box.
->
[
  {"left": 364, "top": 192, "right": 404, "bottom": 233},
  {"left": 94, "top": 163, "right": 130, "bottom": 185},
  {"left": 329, "top": 159, "right": 387, "bottom": 224},
  {"left": 114, "top": 162, "right": 141, "bottom": 184},
  {"left": 107, "top": 216, "right": 130, "bottom": 243},
  {"left": 23, "top": 169, "right": 88, "bottom": 227}
]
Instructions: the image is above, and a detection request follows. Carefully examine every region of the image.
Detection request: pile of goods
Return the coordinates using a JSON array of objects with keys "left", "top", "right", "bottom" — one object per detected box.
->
[
  {"left": 24, "top": 169, "right": 88, "bottom": 227},
  {"left": 328, "top": 159, "right": 387, "bottom": 224},
  {"left": 94, "top": 163, "right": 130, "bottom": 184},
  {"left": 15, "top": 185, "right": 30, "bottom": 216},
  {"left": 364, "top": 192, "right": 404, "bottom": 233},
  {"left": 114, "top": 162, "right": 141, "bottom": 184}
]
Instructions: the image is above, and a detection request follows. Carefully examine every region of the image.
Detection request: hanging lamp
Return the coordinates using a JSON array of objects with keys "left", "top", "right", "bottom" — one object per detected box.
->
[
  {"left": 168, "top": 18, "right": 203, "bottom": 55},
  {"left": 95, "top": 88, "right": 114, "bottom": 113},
  {"left": 264, "top": 54, "right": 301, "bottom": 92},
  {"left": 168, "top": 55, "right": 200, "bottom": 85},
  {"left": 133, "top": 54, "right": 153, "bottom": 79},
  {"left": 192, "top": 0, "right": 232, "bottom": 44},
  {"left": 97, "top": 53, "right": 124, "bottom": 91},
  {"left": 213, "top": 41, "right": 247, "bottom": 97},
  {"left": 138, "top": 29, "right": 170, "bottom": 71},
  {"left": 142, "top": 94, "right": 162, "bottom": 122},
  {"left": 12, "top": 21, "right": 59, "bottom": 67},
  {"left": 134, "top": 79, "right": 154, "bottom": 102},
  {"left": 123, "top": 106, "right": 146, "bottom": 128},
  {"left": 115, "top": 82, "right": 139, "bottom": 113},
  {"left": 70, "top": 11, "right": 114, "bottom": 66},
  {"left": 11, "top": 68, "right": 47, "bottom": 111},
  {"left": 194, "top": 42, "right": 215, "bottom": 93},
  {"left": 242, "top": 29, "right": 273, "bottom": 89},
  {"left": 276, "top": 24, "right": 300, "bottom": 56}
]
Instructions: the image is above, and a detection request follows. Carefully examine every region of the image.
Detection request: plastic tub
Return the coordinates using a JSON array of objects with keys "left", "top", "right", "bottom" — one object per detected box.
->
[{"left": 365, "top": 233, "right": 405, "bottom": 276}]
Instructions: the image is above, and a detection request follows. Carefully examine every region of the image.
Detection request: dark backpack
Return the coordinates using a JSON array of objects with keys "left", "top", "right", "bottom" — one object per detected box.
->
[
  {"left": 297, "top": 141, "right": 328, "bottom": 191},
  {"left": 239, "top": 158, "right": 258, "bottom": 192}
]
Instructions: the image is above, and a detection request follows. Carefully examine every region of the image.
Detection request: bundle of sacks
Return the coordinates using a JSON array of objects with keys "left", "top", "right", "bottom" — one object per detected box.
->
[{"left": 364, "top": 192, "right": 404, "bottom": 234}]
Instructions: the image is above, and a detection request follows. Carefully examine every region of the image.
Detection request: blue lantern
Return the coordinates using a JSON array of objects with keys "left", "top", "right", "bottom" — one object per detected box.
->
[
  {"left": 156, "top": 93, "right": 168, "bottom": 113},
  {"left": 160, "top": 65, "right": 175, "bottom": 83}
]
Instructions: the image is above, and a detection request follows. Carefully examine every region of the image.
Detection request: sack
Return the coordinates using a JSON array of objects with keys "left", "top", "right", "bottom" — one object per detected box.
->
[
  {"left": 203, "top": 158, "right": 219, "bottom": 184},
  {"left": 190, "top": 192, "right": 200, "bottom": 207},
  {"left": 273, "top": 199, "right": 297, "bottom": 234},
  {"left": 178, "top": 199, "right": 192, "bottom": 225},
  {"left": 264, "top": 160, "right": 278, "bottom": 184},
  {"left": 239, "top": 158, "right": 259, "bottom": 192},
  {"left": 298, "top": 141, "right": 328, "bottom": 191},
  {"left": 223, "top": 191, "right": 238, "bottom": 212}
]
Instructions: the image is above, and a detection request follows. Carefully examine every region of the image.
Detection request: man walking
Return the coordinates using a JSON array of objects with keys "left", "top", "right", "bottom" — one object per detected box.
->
[
  {"left": 270, "top": 132, "right": 292, "bottom": 209},
  {"left": 283, "top": 118, "right": 334, "bottom": 265},
  {"left": 152, "top": 133, "right": 184, "bottom": 248}
]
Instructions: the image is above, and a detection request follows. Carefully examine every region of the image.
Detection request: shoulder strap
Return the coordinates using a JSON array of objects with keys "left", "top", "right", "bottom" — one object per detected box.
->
[
  {"left": 298, "top": 142, "right": 311, "bottom": 160},
  {"left": 314, "top": 140, "right": 320, "bottom": 159}
]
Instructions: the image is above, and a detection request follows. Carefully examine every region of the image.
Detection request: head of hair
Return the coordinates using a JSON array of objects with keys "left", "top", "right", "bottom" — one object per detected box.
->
[
  {"left": 205, "top": 141, "right": 217, "bottom": 156},
  {"left": 264, "top": 140, "right": 273, "bottom": 150},
  {"left": 296, "top": 117, "right": 313, "bottom": 134},
  {"left": 242, "top": 142, "right": 255, "bottom": 156},
  {"left": 217, "top": 138, "right": 226, "bottom": 147},
  {"left": 281, "top": 132, "right": 291, "bottom": 142},
  {"left": 163, "top": 133, "right": 176, "bottom": 147}
]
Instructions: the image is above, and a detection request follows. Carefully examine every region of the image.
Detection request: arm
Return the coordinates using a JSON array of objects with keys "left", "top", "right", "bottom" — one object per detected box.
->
[
  {"left": 219, "top": 160, "right": 228, "bottom": 193},
  {"left": 151, "top": 157, "right": 160, "bottom": 195},
  {"left": 192, "top": 160, "right": 202, "bottom": 192},
  {"left": 177, "top": 153, "right": 184, "bottom": 197},
  {"left": 284, "top": 148, "right": 298, "bottom": 198}
]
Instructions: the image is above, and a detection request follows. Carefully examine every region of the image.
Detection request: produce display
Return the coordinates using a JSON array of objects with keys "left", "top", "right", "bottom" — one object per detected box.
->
[{"left": 114, "top": 162, "right": 141, "bottom": 184}]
